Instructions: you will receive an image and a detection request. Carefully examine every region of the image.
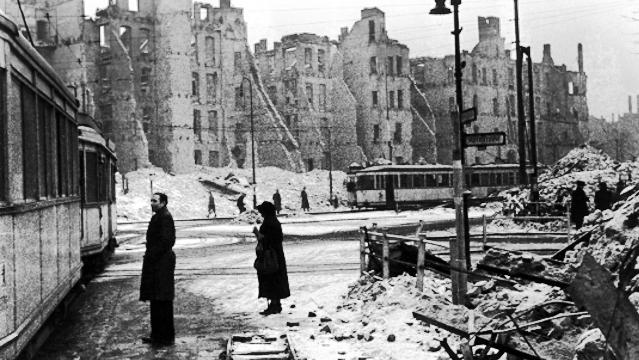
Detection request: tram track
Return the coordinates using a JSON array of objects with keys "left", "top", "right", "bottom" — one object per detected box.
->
[{"left": 95, "top": 262, "right": 362, "bottom": 278}]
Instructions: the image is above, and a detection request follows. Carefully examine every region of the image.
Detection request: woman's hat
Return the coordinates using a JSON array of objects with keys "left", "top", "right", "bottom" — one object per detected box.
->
[
  {"left": 256, "top": 201, "right": 276, "bottom": 215},
  {"left": 576, "top": 180, "right": 586, "bottom": 186}
]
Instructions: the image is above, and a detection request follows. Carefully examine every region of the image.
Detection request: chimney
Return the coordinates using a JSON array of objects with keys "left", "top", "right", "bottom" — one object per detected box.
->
[
  {"left": 339, "top": 27, "right": 348, "bottom": 41},
  {"left": 220, "top": 0, "right": 231, "bottom": 9},
  {"left": 542, "top": 44, "right": 552, "bottom": 64},
  {"left": 254, "top": 39, "right": 267, "bottom": 53},
  {"left": 577, "top": 43, "right": 583, "bottom": 73},
  {"left": 630, "top": 96, "right": 633, "bottom": 114}
]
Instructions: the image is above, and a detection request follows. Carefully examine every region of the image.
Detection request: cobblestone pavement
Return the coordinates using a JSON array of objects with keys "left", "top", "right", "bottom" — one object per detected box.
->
[{"left": 35, "top": 236, "right": 360, "bottom": 360}]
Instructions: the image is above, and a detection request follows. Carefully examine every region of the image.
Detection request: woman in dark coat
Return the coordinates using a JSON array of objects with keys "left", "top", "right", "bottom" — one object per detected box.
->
[
  {"left": 301, "top": 187, "right": 310, "bottom": 212},
  {"left": 570, "top": 180, "right": 590, "bottom": 229},
  {"left": 254, "top": 201, "right": 290, "bottom": 315},
  {"left": 272, "top": 189, "right": 282, "bottom": 214}
]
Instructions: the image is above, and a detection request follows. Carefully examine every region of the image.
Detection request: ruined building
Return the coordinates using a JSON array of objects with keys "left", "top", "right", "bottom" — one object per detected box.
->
[
  {"left": 253, "top": 34, "right": 365, "bottom": 171},
  {"left": 339, "top": 8, "right": 437, "bottom": 165},
  {"left": 411, "top": 16, "right": 588, "bottom": 165}
]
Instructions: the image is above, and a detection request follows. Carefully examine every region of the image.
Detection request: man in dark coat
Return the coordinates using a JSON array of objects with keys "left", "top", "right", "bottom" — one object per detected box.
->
[
  {"left": 254, "top": 201, "right": 290, "bottom": 315},
  {"left": 237, "top": 193, "right": 247, "bottom": 213},
  {"left": 140, "top": 192, "right": 176, "bottom": 346},
  {"left": 570, "top": 181, "right": 589, "bottom": 230},
  {"left": 594, "top": 182, "right": 613, "bottom": 211},
  {"left": 272, "top": 189, "right": 282, "bottom": 215},
  {"left": 207, "top": 191, "right": 216, "bottom": 218},
  {"left": 301, "top": 187, "right": 310, "bottom": 212}
]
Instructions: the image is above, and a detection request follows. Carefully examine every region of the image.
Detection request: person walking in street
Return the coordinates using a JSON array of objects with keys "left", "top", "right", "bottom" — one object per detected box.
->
[
  {"left": 254, "top": 201, "right": 290, "bottom": 315},
  {"left": 570, "top": 180, "right": 589, "bottom": 230},
  {"left": 594, "top": 182, "right": 613, "bottom": 211},
  {"left": 301, "top": 187, "right": 310, "bottom": 213},
  {"left": 237, "top": 193, "right": 247, "bottom": 214},
  {"left": 140, "top": 192, "right": 176, "bottom": 347},
  {"left": 273, "top": 189, "right": 282, "bottom": 215},
  {"left": 207, "top": 191, "right": 216, "bottom": 218}
]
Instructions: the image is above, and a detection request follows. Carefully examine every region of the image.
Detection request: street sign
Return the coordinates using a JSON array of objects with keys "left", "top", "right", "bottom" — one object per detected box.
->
[
  {"left": 460, "top": 108, "right": 477, "bottom": 124},
  {"left": 463, "top": 131, "right": 506, "bottom": 147}
]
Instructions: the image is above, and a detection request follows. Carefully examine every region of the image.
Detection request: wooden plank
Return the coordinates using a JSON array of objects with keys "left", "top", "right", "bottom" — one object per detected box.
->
[
  {"left": 382, "top": 229, "right": 389, "bottom": 279},
  {"left": 476, "top": 263, "right": 569, "bottom": 288},
  {"left": 566, "top": 254, "right": 639, "bottom": 360},
  {"left": 412, "top": 312, "right": 543, "bottom": 360},
  {"left": 416, "top": 239, "right": 425, "bottom": 291},
  {"left": 359, "top": 227, "right": 367, "bottom": 275}
]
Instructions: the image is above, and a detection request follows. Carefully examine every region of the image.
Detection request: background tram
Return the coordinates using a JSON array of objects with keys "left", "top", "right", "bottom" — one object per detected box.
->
[{"left": 347, "top": 164, "right": 538, "bottom": 209}]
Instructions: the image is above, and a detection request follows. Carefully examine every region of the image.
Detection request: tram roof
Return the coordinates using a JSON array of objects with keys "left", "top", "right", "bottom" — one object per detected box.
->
[{"left": 354, "top": 164, "right": 537, "bottom": 174}]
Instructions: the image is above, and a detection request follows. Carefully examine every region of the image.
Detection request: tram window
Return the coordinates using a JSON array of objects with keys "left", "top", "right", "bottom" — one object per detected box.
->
[
  {"left": 413, "top": 174, "right": 425, "bottom": 188},
  {"left": 489, "top": 173, "right": 497, "bottom": 186},
  {"left": 400, "top": 174, "right": 410, "bottom": 188},
  {"left": 480, "top": 173, "right": 489, "bottom": 186},
  {"left": 440, "top": 174, "right": 450, "bottom": 187},
  {"left": 57, "top": 112, "right": 69, "bottom": 197},
  {"left": 357, "top": 175, "right": 374, "bottom": 190},
  {"left": 426, "top": 174, "right": 436, "bottom": 187},
  {"left": 85, "top": 151, "right": 98, "bottom": 203},
  {"left": 376, "top": 175, "right": 386, "bottom": 189},
  {"left": 465, "top": 174, "right": 471, "bottom": 186},
  {"left": 471, "top": 173, "right": 480, "bottom": 186},
  {"left": 509, "top": 172, "right": 516, "bottom": 185},
  {"left": 393, "top": 174, "right": 399, "bottom": 187},
  {"left": 20, "top": 84, "right": 38, "bottom": 200}
]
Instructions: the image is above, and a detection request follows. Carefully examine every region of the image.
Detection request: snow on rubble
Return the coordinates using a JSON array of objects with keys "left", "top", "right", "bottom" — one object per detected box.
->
[{"left": 115, "top": 165, "right": 349, "bottom": 221}]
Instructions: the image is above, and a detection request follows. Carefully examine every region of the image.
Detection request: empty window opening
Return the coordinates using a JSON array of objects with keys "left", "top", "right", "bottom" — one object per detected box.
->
[
  {"left": 200, "top": 7, "right": 209, "bottom": 21},
  {"left": 99, "top": 25, "right": 109, "bottom": 48},
  {"left": 119, "top": 26, "right": 131, "bottom": 52},
  {"left": 368, "top": 20, "right": 375, "bottom": 42}
]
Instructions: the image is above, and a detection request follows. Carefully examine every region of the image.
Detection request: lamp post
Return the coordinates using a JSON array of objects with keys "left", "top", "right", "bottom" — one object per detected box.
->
[
  {"left": 521, "top": 46, "right": 538, "bottom": 204},
  {"left": 240, "top": 76, "right": 257, "bottom": 208},
  {"left": 514, "top": 0, "right": 527, "bottom": 186},
  {"left": 430, "top": 0, "right": 469, "bottom": 305}
]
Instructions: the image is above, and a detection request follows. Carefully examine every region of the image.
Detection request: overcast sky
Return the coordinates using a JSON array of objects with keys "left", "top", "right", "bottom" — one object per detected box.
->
[{"left": 85, "top": 0, "right": 639, "bottom": 119}]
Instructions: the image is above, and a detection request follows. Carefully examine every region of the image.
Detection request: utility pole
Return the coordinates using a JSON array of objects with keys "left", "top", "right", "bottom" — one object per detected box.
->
[
  {"left": 522, "top": 46, "right": 538, "bottom": 202},
  {"left": 328, "top": 125, "right": 333, "bottom": 202},
  {"left": 385, "top": 47, "right": 396, "bottom": 210},
  {"left": 241, "top": 76, "right": 257, "bottom": 208},
  {"left": 430, "top": 0, "right": 469, "bottom": 305},
  {"left": 514, "top": 0, "right": 527, "bottom": 185}
]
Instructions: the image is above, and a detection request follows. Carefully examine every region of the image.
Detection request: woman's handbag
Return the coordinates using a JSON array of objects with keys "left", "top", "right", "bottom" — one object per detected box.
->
[{"left": 254, "top": 242, "right": 279, "bottom": 275}]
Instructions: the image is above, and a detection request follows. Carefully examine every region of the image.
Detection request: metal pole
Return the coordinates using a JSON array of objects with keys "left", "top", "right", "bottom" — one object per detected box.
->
[
  {"left": 328, "top": 125, "right": 333, "bottom": 201},
  {"left": 524, "top": 48, "right": 538, "bottom": 201},
  {"left": 246, "top": 77, "right": 257, "bottom": 208},
  {"left": 514, "top": 0, "right": 527, "bottom": 185},
  {"left": 451, "top": 0, "right": 469, "bottom": 306}
]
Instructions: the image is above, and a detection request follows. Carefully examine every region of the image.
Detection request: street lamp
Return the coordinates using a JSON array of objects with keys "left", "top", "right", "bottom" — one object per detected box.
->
[
  {"left": 429, "top": 0, "right": 470, "bottom": 306},
  {"left": 240, "top": 76, "right": 257, "bottom": 208}
]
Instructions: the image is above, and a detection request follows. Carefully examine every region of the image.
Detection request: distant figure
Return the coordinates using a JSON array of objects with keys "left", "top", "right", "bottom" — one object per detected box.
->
[
  {"left": 272, "top": 189, "right": 282, "bottom": 215},
  {"left": 594, "top": 182, "right": 613, "bottom": 211},
  {"left": 553, "top": 188, "right": 568, "bottom": 215},
  {"left": 301, "top": 187, "right": 310, "bottom": 212},
  {"left": 207, "top": 191, "right": 216, "bottom": 218},
  {"left": 237, "top": 193, "right": 247, "bottom": 214},
  {"left": 332, "top": 194, "right": 339, "bottom": 209},
  {"left": 570, "top": 180, "right": 589, "bottom": 230}
]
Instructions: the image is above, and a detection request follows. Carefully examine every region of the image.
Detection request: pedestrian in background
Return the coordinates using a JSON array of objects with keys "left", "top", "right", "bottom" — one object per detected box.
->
[
  {"left": 273, "top": 189, "right": 282, "bottom": 215},
  {"left": 237, "top": 193, "right": 247, "bottom": 214},
  {"left": 207, "top": 191, "right": 216, "bottom": 218},
  {"left": 570, "top": 180, "right": 589, "bottom": 229},
  {"left": 301, "top": 187, "right": 310, "bottom": 212},
  {"left": 594, "top": 182, "right": 613, "bottom": 211},
  {"left": 140, "top": 192, "right": 176, "bottom": 347},
  {"left": 254, "top": 201, "right": 290, "bottom": 315}
]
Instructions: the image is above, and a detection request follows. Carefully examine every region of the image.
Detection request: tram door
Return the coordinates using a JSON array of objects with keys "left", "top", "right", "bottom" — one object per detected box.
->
[{"left": 385, "top": 173, "right": 395, "bottom": 210}]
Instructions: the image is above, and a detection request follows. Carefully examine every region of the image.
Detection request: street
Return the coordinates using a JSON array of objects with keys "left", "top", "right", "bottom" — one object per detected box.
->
[{"left": 36, "top": 223, "right": 361, "bottom": 360}]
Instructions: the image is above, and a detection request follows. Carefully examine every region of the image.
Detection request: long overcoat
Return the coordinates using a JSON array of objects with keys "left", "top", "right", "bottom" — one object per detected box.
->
[
  {"left": 257, "top": 216, "right": 290, "bottom": 299},
  {"left": 140, "top": 207, "right": 176, "bottom": 301},
  {"left": 273, "top": 192, "right": 282, "bottom": 212},
  {"left": 301, "top": 190, "right": 309, "bottom": 210},
  {"left": 570, "top": 188, "right": 589, "bottom": 222}
]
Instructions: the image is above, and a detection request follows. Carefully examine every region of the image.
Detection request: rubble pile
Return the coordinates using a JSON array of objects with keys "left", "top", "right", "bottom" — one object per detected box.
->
[
  {"left": 544, "top": 145, "right": 619, "bottom": 179},
  {"left": 479, "top": 248, "right": 575, "bottom": 284},
  {"left": 232, "top": 209, "right": 263, "bottom": 224}
]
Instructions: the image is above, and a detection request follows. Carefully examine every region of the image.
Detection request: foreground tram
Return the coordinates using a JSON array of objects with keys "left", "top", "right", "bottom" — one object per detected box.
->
[
  {"left": 0, "top": 12, "right": 117, "bottom": 359},
  {"left": 347, "top": 164, "right": 537, "bottom": 209}
]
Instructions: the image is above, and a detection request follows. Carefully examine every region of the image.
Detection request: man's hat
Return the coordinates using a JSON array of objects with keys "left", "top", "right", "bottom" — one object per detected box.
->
[{"left": 256, "top": 201, "right": 276, "bottom": 216}]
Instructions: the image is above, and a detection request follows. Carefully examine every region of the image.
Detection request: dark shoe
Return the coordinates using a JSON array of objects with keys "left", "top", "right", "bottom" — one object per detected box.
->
[
  {"left": 270, "top": 304, "right": 282, "bottom": 314},
  {"left": 153, "top": 339, "right": 175, "bottom": 347},
  {"left": 259, "top": 307, "right": 273, "bottom": 316},
  {"left": 141, "top": 336, "right": 155, "bottom": 344}
]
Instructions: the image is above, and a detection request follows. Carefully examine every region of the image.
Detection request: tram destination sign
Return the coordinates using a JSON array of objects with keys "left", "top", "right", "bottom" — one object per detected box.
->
[{"left": 463, "top": 131, "right": 506, "bottom": 147}]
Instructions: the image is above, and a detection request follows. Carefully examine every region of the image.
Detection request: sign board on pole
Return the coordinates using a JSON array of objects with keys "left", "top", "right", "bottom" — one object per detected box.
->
[
  {"left": 463, "top": 132, "right": 506, "bottom": 148},
  {"left": 460, "top": 108, "right": 477, "bottom": 124}
]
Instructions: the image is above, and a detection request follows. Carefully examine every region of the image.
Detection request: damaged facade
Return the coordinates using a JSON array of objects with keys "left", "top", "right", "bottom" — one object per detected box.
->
[
  {"left": 253, "top": 34, "right": 365, "bottom": 171},
  {"left": 411, "top": 16, "right": 588, "bottom": 165}
]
